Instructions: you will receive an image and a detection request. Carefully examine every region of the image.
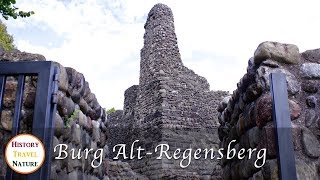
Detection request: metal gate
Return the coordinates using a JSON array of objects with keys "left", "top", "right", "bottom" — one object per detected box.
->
[{"left": 0, "top": 61, "right": 59, "bottom": 180}]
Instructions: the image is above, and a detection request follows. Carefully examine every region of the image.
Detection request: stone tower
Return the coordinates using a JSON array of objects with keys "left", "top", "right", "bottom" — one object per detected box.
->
[
  {"left": 108, "top": 3, "right": 228, "bottom": 179},
  {"left": 139, "top": 3, "right": 183, "bottom": 86}
]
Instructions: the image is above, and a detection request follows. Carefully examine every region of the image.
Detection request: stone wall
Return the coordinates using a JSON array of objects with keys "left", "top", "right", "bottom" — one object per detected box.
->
[
  {"left": 218, "top": 41, "right": 320, "bottom": 179},
  {"left": 107, "top": 3, "right": 228, "bottom": 179},
  {"left": 0, "top": 48, "right": 110, "bottom": 179}
]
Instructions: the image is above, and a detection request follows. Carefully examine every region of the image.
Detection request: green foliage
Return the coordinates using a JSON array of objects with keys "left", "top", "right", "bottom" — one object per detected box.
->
[
  {"left": 64, "top": 109, "right": 80, "bottom": 128},
  {"left": 0, "top": 20, "right": 14, "bottom": 50},
  {"left": 0, "top": 0, "right": 34, "bottom": 20},
  {"left": 106, "top": 107, "right": 116, "bottom": 115}
]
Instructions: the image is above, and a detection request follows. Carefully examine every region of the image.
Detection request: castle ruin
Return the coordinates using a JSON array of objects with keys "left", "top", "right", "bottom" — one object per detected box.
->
[
  {"left": 0, "top": 3, "right": 319, "bottom": 180},
  {"left": 107, "top": 3, "right": 228, "bottom": 179},
  {"left": 108, "top": 3, "right": 320, "bottom": 180}
]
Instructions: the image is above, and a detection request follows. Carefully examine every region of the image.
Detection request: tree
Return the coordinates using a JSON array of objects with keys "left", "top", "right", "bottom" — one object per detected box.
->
[
  {"left": 0, "top": 0, "right": 34, "bottom": 20},
  {"left": 0, "top": 20, "right": 14, "bottom": 50}
]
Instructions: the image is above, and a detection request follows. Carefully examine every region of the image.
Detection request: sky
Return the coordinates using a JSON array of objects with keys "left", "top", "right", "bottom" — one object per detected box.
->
[{"left": 3, "top": 0, "right": 320, "bottom": 109}]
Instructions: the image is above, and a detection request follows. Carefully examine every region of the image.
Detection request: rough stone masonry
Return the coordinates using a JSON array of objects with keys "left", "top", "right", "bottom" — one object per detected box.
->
[
  {"left": 218, "top": 41, "right": 320, "bottom": 179},
  {"left": 1, "top": 2, "right": 319, "bottom": 180},
  {"left": 107, "top": 3, "right": 228, "bottom": 179}
]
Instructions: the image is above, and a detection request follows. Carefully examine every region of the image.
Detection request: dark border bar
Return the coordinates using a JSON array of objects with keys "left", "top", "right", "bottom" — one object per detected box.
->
[{"left": 270, "top": 73, "right": 297, "bottom": 180}]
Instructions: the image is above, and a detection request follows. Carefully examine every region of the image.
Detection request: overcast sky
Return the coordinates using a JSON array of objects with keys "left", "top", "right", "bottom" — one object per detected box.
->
[{"left": 3, "top": 0, "right": 320, "bottom": 109}]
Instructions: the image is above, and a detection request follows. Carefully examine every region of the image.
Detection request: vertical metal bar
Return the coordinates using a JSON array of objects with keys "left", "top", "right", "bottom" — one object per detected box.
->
[
  {"left": 6, "top": 75, "right": 25, "bottom": 180},
  {"left": 0, "top": 76, "right": 13, "bottom": 180},
  {"left": 28, "top": 62, "right": 55, "bottom": 180},
  {"left": 0, "top": 75, "right": 6, "bottom": 117},
  {"left": 270, "top": 73, "right": 297, "bottom": 180},
  {"left": 42, "top": 66, "right": 59, "bottom": 180},
  {"left": 12, "top": 75, "right": 25, "bottom": 135}
]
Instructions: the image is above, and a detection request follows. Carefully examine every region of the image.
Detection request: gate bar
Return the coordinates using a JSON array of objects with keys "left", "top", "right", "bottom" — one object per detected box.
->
[
  {"left": 270, "top": 73, "right": 297, "bottom": 180},
  {"left": 0, "top": 75, "right": 6, "bottom": 113},
  {"left": 40, "top": 66, "right": 59, "bottom": 180},
  {"left": 28, "top": 62, "right": 56, "bottom": 180},
  {"left": 12, "top": 75, "right": 25, "bottom": 136},
  {"left": 6, "top": 75, "right": 26, "bottom": 180}
]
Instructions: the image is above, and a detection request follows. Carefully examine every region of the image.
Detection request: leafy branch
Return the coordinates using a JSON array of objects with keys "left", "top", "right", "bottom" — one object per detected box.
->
[{"left": 0, "top": 0, "right": 34, "bottom": 20}]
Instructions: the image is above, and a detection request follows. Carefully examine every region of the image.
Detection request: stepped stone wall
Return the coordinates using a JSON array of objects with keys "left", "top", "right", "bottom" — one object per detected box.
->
[
  {"left": 107, "top": 3, "right": 228, "bottom": 179},
  {"left": 218, "top": 41, "right": 320, "bottom": 179}
]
